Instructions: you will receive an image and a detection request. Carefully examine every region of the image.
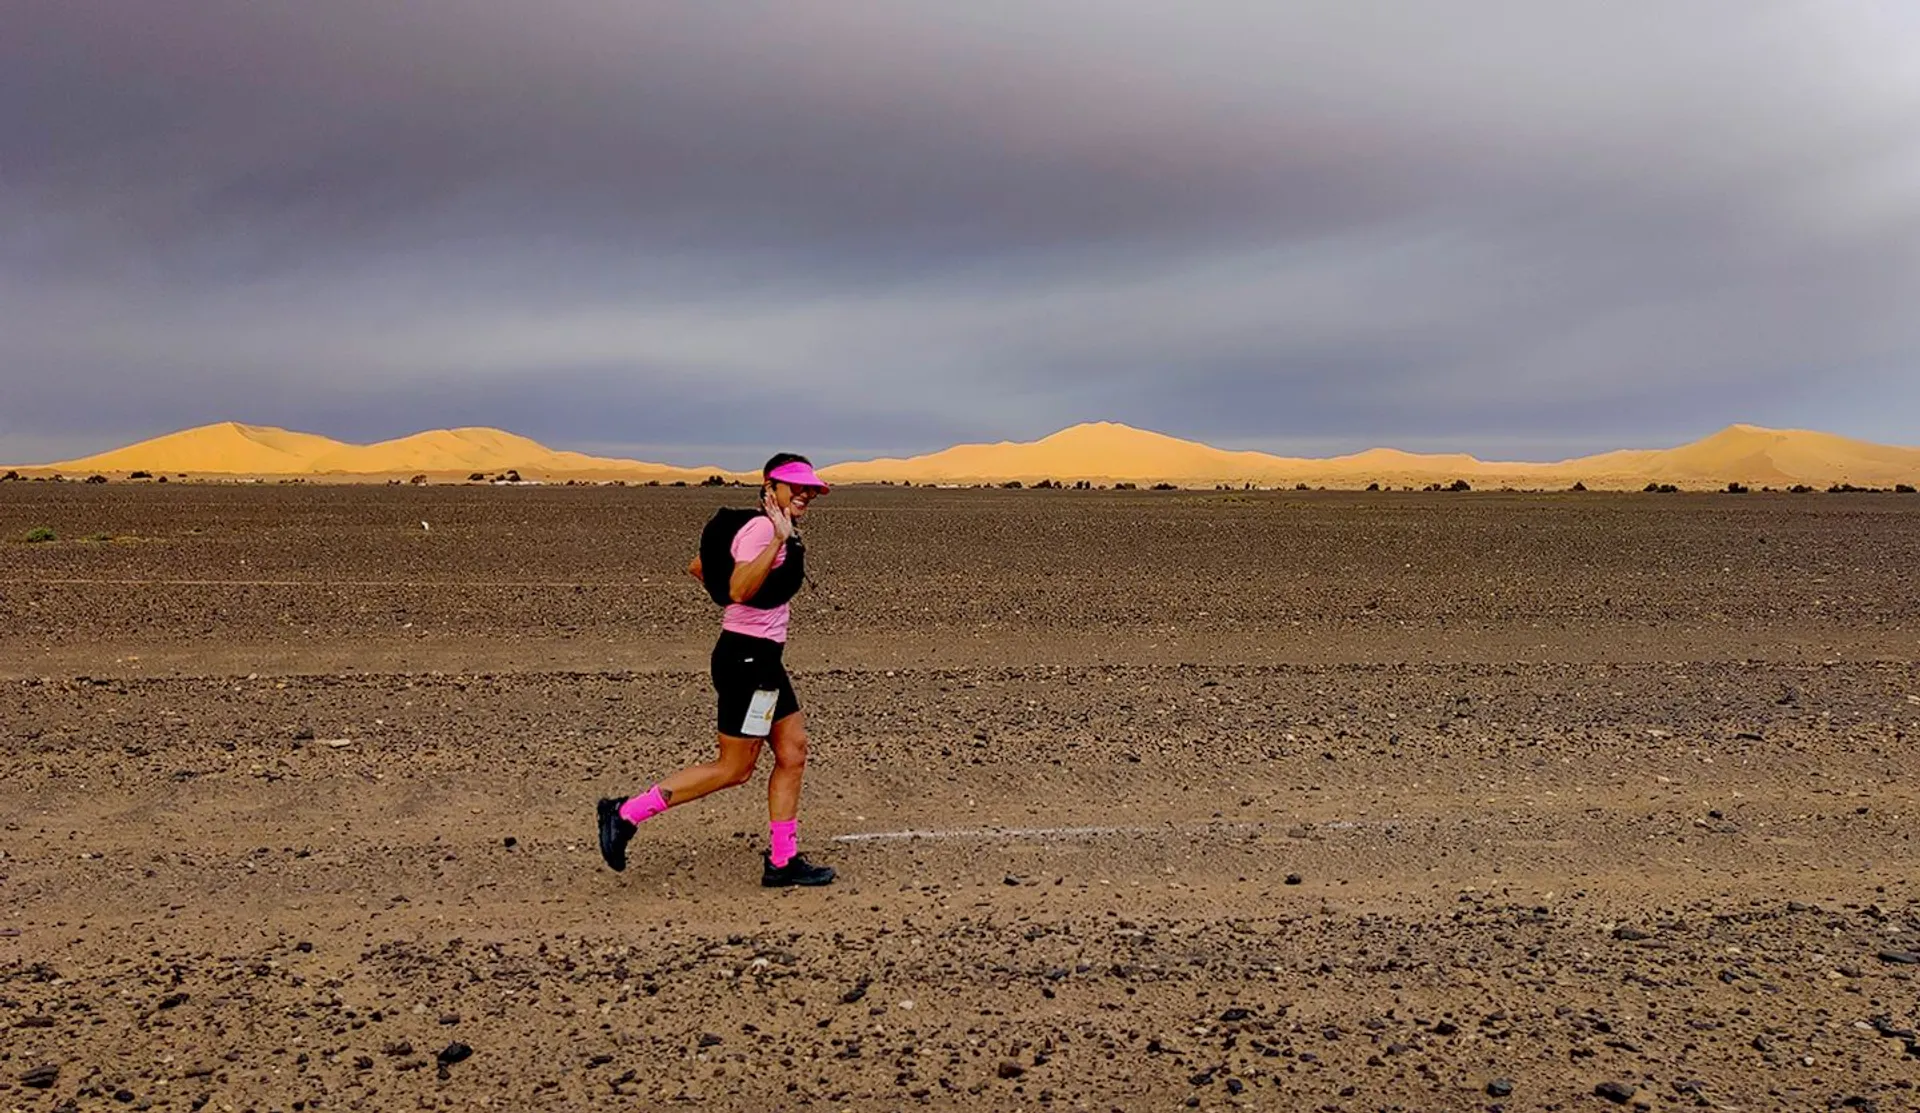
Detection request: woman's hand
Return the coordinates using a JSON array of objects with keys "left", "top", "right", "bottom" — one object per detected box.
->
[{"left": 764, "top": 489, "right": 795, "bottom": 542}]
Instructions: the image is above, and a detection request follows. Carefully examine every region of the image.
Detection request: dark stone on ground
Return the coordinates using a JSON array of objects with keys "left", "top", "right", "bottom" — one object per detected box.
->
[{"left": 1595, "top": 1081, "right": 1635, "bottom": 1104}]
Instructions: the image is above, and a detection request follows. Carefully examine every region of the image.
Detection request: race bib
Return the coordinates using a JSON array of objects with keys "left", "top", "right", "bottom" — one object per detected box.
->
[{"left": 741, "top": 689, "right": 779, "bottom": 737}]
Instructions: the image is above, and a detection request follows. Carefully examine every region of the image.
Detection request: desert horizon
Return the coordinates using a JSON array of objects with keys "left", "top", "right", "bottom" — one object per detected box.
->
[{"left": 8, "top": 418, "right": 1920, "bottom": 492}]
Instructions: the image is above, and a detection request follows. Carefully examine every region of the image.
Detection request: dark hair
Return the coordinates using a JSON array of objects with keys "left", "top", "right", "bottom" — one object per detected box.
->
[{"left": 762, "top": 452, "right": 810, "bottom": 483}]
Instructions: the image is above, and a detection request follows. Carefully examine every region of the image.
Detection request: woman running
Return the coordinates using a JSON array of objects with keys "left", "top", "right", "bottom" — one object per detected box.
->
[{"left": 596, "top": 453, "right": 836, "bottom": 887}]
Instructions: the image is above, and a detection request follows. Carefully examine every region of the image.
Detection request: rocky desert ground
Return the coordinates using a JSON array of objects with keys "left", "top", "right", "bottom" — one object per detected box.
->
[{"left": 2, "top": 483, "right": 1917, "bottom": 1112}]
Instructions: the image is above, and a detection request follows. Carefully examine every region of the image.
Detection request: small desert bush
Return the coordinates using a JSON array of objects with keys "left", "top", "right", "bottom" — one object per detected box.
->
[
  {"left": 24, "top": 526, "right": 57, "bottom": 543},
  {"left": 1897, "top": 484, "right": 1916, "bottom": 494},
  {"left": 1726, "top": 482, "right": 1749, "bottom": 494}
]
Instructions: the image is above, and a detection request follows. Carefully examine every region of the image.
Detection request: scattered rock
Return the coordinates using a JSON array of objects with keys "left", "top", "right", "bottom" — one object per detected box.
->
[
  {"left": 20, "top": 1065, "right": 59, "bottom": 1089},
  {"left": 1487, "top": 1078, "right": 1514, "bottom": 1097},
  {"left": 158, "top": 992, "right": 189, "bottom": 1009},
  {"left": 1284, "top": 874, "right": 1303, "bottom": 885},
  {"left": 697, "top": 1033, "right": 723, "bottom": 1048},
  {"left": 1219, "top": 1008, "right": 1251, "bottom": 1022},
  {"left": 436, "top": 1042, "right": 472, "bottom": 1066},
  {"left": 997, "top": 1060, "right": 1025, "bottom": 1079},
  {"left": 1876, "top": 949, "right": 1920, "bottom": 965},
  {"left": 503, "top": 836, "right": 518, "bottom": 848},
  {"left": 1594, "top": 1081, "right": 1635, "bottom": 1104},
  {"left": 840, "top": 980, "right": 870, "bottom": 1004},
  {"left": 1611, "top": 926, "right": 1654, "bottom": 941}
]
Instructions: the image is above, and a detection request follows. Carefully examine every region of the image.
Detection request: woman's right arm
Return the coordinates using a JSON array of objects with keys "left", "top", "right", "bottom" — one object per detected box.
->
[{"left": 727, "top": 501, "right": 793, "bottom": 603}]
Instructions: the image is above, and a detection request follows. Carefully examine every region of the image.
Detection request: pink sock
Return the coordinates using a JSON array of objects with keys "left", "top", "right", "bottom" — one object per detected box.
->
[
  {"left": 618, "top": 786, "right": 669, "bottom": 826},
  {"left": 769, "top": 819, "right": 798, "bottom": 867}
]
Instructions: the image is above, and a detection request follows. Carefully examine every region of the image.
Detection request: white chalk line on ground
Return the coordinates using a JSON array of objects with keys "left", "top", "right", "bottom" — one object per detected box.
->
[{"left": 831, "top": 820, "right": 1380, "bottom": 844}]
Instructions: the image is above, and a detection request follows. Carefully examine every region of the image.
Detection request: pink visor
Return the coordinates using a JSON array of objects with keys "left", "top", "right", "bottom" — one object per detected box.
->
[{"left": 768, "top": 460, "right": 829, "bottom": 492}]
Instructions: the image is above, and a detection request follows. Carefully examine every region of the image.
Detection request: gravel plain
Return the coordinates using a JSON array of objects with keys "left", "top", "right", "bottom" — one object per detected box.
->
[{"left": 2, "top": 484, "right": 1917, "bottom": 1112}]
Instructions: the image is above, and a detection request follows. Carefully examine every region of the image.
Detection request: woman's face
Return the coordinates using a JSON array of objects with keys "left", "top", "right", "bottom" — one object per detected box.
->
[{"left": 769, "top": 480, "right": 823, "bottom": 519}]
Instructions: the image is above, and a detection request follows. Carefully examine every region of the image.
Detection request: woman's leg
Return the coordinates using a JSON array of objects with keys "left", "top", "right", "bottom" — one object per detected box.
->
[
  {"left": 658, "top": 733, "right": 763, "bottom": 806},
  {"left": 598, "top": 735, "right": 760, "bottom": 872},
  {"left": 767, "top": 711, "right": 807, "bottom": 824},
  {"left": 762, "top": 710, "right": 832, "bottom": 884}
]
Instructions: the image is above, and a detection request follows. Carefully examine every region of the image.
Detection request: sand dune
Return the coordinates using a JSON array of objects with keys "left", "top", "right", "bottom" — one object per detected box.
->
[
  {"left": 16, "top": 419, "right": 1920, "bottom": 489},
  {"left": 818, "top": 421, "right": 1920, "bottom": 489},
  {"left": 39, "top": 423, "right": 746, "bottom": 484},
  {"left": 40, "top": 422, "right": 347, "bottom": 475}
]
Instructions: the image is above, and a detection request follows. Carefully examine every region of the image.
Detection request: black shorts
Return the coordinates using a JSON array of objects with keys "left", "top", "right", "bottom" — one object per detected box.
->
[{"left": 711, "top": 630, "right": 800, "bottom": 738}]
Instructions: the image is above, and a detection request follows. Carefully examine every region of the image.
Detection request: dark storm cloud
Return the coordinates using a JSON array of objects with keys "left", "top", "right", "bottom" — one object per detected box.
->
[{"left": 4, "top": 2, "right": 1919, "bottom": 463}]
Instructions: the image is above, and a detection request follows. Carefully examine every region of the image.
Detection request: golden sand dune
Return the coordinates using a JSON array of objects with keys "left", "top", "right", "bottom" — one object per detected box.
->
[
  {"left": 17, "top": 419, "right": 1920, "bottom": 489},
  {"left": 818, "top": 421, "right": 1920, "bottom": 489},
  {"left": 42, "top": 422, "right": 346, "bottom": 475},
  {"left": 40, "top": 423, "right": 744, "bottom": 483}
]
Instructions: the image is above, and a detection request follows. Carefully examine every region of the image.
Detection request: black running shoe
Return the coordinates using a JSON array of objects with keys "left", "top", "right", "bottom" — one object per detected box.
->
[
  {"left": 761, "top": 852, "right": 835, "bottom": 888},
  {"left": 597, "top": 798, "right": 637, "bottom": 872}
]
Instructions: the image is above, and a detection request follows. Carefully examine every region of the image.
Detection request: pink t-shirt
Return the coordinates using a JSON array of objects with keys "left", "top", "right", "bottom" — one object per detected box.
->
[{"left": 721, "top": 515, "right": 790, "bottom": 643}]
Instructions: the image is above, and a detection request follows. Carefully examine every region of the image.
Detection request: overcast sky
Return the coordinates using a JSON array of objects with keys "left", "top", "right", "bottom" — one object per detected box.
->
[{"left": 5, "top": 2, "right": 1918, "bottom": 467}]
